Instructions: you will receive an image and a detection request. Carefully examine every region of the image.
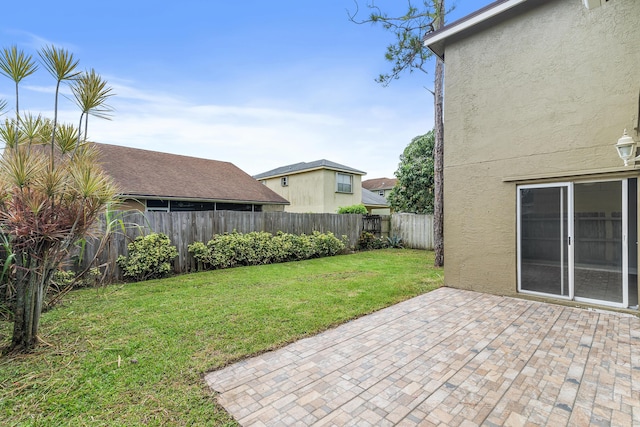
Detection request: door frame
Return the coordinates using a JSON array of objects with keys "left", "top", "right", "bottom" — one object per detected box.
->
[
  {"left": 517, "top": 179, "right": 632, "bottom": 309},
  {"left": 517, "top": 182, "right": 573, "bottom": 301}
]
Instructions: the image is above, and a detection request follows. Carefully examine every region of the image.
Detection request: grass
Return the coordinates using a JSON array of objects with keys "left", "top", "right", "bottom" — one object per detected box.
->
[{"left": 0, "top": 249, "right": 443, "bottom": 426}]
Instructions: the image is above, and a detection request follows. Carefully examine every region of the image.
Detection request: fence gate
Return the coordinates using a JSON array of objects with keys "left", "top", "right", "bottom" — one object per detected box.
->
[{"left": 362, "top": 215, "right": 382, "bottom": 236}]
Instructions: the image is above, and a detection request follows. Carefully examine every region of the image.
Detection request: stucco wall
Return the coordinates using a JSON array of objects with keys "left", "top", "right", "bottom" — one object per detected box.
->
[
  {"left": 260, "top": 204, "right": 286, "bottom": 213},
  {"left": 370, "top": 207, "right": 392, "bottom": 215},
  {"left": 442, "top": 0, "right": 640, "bottom": 296},
  {"left": 261, "top": 169, "right": 362, "bottom": 213},
  {"left": 321, "top": 170, "right": 363, "bottom": 214}
]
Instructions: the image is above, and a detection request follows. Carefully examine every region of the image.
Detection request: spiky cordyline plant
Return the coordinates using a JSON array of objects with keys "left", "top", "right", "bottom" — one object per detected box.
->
[
  {"left": 39, "top": 45, "right": 80, "bottom": 165},
  {"left": 71, "top": 68, "right": 114, "bottom": 149},
  {"left": 0, "top": 45, "right": 117, "bottom": 353}
]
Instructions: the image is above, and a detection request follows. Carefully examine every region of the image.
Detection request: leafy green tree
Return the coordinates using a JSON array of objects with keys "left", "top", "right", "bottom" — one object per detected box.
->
[
  {"left": 349, "top": 0, "right": 445, "bottom": 266},
  {"left": 0, "top": 45, "right": 117, "bottom": 353},
  {"left": 388, "top": 131, "right": 434, "bottom": 214}
]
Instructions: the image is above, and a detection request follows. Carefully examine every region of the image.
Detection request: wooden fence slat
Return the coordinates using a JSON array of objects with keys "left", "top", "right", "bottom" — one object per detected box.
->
[{"left": 390, "top": 213, "right": 434, "bottom": 250}]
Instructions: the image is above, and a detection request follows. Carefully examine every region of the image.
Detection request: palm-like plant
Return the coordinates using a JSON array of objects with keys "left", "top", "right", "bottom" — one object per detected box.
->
[
  {"left": 71, "top": 69, "right": 114, "bottom": 147},
  {"left": 0, "top": 45, "right": 118, "bottom": 353},
  {"left": 0, "top": 46, "right": 38, "bottom": 126},
  {"left": 39, "top": 45, "right": 80, "bottom": 164}
]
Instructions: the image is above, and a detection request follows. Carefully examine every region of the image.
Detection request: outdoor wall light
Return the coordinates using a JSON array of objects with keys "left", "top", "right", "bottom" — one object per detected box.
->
[{"left": 616, "top": 129, "right": 636, "bottom": 166}]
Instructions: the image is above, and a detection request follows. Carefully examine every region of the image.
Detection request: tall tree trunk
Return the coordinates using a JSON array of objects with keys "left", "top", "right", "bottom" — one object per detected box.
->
[
  {"left": 433, "top": 0, "right": 445, "bottom": 267},
  {"left": 9, "top": 250, "right": 53, "bottom": 352},
  {"left": 10, "top": 252, "right": 39, "bottom": 351}
]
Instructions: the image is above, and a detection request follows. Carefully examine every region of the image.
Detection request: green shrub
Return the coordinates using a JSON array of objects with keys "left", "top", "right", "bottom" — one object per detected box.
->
[
  {"left": 310, "top": 231, "right": 348, "bottom": 257},
  {"left": 337, "top": 204, "right": 368, "bottom": 214},
  {"left": 51, "top": 267, "right": 101, "bottom": 289},
  {"left": 116, "top": 233, "right": 178, "bottom": 282},
  {"left": 357, "top": 231, "right": 388, "bottom": 251},
  {"left": 189, "top": 230, "right": 347, "bottom": 271},
  {"left": 282, "top": 233, "right": 316, "bottom": 261},
  {"left": 386, "top": 235, "right": 404, "bottom": 249}
]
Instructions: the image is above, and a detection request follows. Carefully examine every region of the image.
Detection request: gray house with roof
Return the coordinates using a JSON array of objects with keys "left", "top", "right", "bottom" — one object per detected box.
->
[
  {"left": 362, "top": 189, "right": 391, "bottom": 215},
  {"left": 254, "top": 160, "right": 367, "bottom": 213}
]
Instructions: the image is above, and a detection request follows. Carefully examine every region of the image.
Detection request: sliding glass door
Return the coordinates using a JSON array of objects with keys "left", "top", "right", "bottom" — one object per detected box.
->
[
  {"left": 518, "top": 179, "right": 636, "bottom": 308},
  {"left": 518, "top": 184, "right": 571, "bottom": 298},
  {"left": 573, "top": 181, "right": 624, "bottom": 305}
]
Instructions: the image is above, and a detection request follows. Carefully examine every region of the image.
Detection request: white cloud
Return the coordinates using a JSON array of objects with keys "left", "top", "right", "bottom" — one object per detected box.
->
[
  {"left": 19, "top": 74, "right": 431, "bottom": 180},
  {"left": 1, "top": 30, "right": 79, "bottom": 55}
]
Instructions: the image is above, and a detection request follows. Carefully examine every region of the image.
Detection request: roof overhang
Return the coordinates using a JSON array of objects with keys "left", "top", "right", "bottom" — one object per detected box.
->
[
  {"left": 424, "top": 0, "right": 533, "bottom": 60},
  {"left": 256, "top": 166, "right": 366, "bottom": 180},
  {"left": 118, "top": 194, "right": 289, "bottom": 205}
]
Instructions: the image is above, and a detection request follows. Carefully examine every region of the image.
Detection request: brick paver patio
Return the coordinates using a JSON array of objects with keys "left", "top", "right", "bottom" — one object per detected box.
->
[{"left": 205, "top": 287, "right": 640, "bottom": 426}]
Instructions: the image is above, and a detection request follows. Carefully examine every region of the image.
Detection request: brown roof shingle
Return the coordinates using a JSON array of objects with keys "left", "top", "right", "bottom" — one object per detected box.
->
[
  {"left": 94, "top": 143, "right": 288, "bottom": 205},
  {"left": 362, "top": 178, "right": 397, "bottom": 191}
]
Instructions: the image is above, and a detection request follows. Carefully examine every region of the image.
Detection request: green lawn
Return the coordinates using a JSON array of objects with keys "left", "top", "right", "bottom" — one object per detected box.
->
[{"left": 0, "top": 249, "right": 443, "bottom": 426}]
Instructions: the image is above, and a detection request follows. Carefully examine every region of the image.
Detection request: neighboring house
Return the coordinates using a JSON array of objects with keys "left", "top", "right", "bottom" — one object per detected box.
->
[
  {"left": 362, "top": 189, "right": 391, "bottom": 215},
  {"left": 253, "top": 160, "right": 366, "bottom": 213},
  {"left": 362, "top": 177, "right": 397, "bottom": 199},
  {"left": 424, "top": 0, "right": 640, "bottom": 310},
  {"left": 93, "top": 143, "right": 289, "bottom": 212}
]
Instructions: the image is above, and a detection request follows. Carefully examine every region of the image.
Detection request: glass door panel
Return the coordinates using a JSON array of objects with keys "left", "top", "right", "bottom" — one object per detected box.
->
[
  {"left": 574, "top": 181, "right": 623, "bottom": 304},
  {"left": 518, "top": 186, "right": 570, "bottom": 296}
]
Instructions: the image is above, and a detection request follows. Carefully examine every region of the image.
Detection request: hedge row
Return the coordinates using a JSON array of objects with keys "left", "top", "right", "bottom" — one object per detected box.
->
[{"left": 188, "top": 230, "right": 347, "bottom": 271}]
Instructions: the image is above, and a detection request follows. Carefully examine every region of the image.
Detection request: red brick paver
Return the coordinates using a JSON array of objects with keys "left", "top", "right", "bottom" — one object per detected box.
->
[{"left": 205, "top": 287, "right": 640, "bottom": 426}]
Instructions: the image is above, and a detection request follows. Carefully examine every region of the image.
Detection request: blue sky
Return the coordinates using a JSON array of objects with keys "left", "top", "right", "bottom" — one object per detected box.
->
[{"left": 1, "top": 1, "right": 493, "bottom": 179}]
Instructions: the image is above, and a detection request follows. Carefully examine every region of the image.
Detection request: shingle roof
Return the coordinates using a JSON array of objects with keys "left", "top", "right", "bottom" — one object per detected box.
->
[
  {"left": 362, "top": 178, "right": 397, "bottom": 191},
  {"left": 93, "top": 143, "right": 288, "bottom": 205},
  {"left": 253, "top": 159, "right": 366, "bottom": 179},
  {"left": 362, "top": 189, "right": 389, "bottom": 207}
]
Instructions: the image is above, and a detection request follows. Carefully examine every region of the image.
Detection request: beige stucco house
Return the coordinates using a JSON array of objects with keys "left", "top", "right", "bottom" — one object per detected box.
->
[
  {"left": 94, "top": 143, "right": 289, "bottom": 213},
  {"left": 424, "top": 0, "right": 640, "bottom": 310},
  {"left": 254, "top": 160, "right": 366, "bottom": 213}
]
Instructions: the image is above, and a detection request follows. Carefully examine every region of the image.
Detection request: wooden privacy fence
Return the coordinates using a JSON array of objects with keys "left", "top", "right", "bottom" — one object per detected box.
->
[
  {"left": 82, "top": 211, "right": 363, "bottom": 281},
  {"left": 80, "top": 211, "right": 434, "bottom": 281},
  {"left": 391, "top": 213, "right": 434, "bottom": 250}
]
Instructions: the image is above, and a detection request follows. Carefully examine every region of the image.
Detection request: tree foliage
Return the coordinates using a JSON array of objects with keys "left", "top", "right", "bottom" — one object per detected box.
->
[
  {"left": 388, "top": 131, "right": 434, "bottom": 214},
  {"left": 0, "top": 45, "right": 117, "bottom": 353}
]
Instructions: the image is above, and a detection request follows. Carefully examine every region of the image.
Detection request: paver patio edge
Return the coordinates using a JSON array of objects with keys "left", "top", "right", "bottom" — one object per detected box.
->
[
  {"left": 205, "top": 287, "right": 471, "bottom": 394},
  {"left": 205, "top": 288, "right": 640, "bottom": 426}
]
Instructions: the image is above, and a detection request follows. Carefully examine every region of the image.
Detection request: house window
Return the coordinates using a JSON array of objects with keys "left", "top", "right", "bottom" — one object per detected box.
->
[
  {"left": 281, "top": 176, "right": 288, "bottom": 187},
  {"left": 336, "top": 173, "right": 353, "bottom": 193},
  {"left": 170, "top": 201, "right": 215, "bottom": 212},
  {"left": 146, "top": 199, "right": 169, "bottom": 212},
  {"left": 378, "top": 190, "right": 385, "bottom": 197}
]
